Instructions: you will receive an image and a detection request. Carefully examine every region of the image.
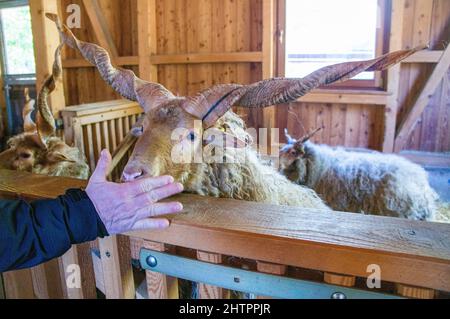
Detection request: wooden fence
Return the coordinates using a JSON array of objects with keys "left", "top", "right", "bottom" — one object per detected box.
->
[
  {"left": 0, "top": 169, "right": 449, "bottom": 299},
  {"left": 1, "top": 99, "right": 449, "bottom": 299}
]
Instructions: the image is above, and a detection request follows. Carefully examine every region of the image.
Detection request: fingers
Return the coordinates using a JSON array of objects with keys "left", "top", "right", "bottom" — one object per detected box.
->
[
  {"left": 90, "top": 150, "right": 112, "bottom": 183},
  {"left": 132, "top": 183, "right": 184, "bottom": 208},
  {"left": 131, "top": 218, "right": 171, "bottom": 231},
  {"left": 127, "top": 175, "right": 176, "bottom": 196},
  {"left": 134, "top": 202, "right": 183, "bottom": 220}
]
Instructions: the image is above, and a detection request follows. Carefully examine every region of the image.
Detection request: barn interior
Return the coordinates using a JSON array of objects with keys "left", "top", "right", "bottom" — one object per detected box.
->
[{"left": 0, "top": 0, "right": 449, "bottom": 300}]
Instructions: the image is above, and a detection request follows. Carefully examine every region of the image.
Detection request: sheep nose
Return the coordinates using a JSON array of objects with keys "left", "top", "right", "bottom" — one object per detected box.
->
[{"left": 122, "top": 169, "right": 145, "bottom": 182}]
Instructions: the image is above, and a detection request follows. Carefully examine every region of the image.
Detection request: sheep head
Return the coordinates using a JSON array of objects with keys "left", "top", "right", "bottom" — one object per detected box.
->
[
  {"left": 279, "top": 127, "right": 324, "bottom": 171},
  {"left": 46, "top": 13, "right": 425, "bottom": 182},
  {"left": 0, "top": 42, "right": 89, "bottom": 179}
]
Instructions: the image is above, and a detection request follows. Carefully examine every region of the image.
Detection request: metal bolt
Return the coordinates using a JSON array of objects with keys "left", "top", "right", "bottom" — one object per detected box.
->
[
  {"left": 105, "top": 252, "right": 111, "bottom": 258},
  {"left": 146, "top": 255, "right": 158, "bottom": 268},
  {"left": 331, "top": 292, "right": 347, "bottom": 299},
  {"left": 234, "top": 277, "right": 240, "bottom": 283},
  {"left": 408, "top": 230, "right": 416, "bottom": 236}
]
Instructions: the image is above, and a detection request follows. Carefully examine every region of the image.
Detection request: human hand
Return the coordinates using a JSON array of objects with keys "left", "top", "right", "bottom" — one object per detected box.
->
[{"left": 86, "top": 150, "right": 184, "bottom": 235}]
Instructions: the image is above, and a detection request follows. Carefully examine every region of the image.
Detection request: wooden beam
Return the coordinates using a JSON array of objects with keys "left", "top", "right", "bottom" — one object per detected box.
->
[
  {"left": 1, "top": 170, "right": 449, "bottom": 293},
  {"left": 382, "top": 0, "right": 405, "bottom": 153},
  {"left": 403, "top": 51, "right": 444, "bottom": 63},
  {"left": 394, "top": 43, "right": 450, "bottom": 151},
  {"left": 137, "top": 0, "right": 158, "bottom": 82},
  {"left": 297, "top": 90, "right": 389, "bottom": 105},
  {"left": 2, "top": 270, "right": 35, "bottom": 299},
  {"left": 62, "top": 56, "right": 139, "bottom": 69},
  {"left": 150, "top": 52, "right": 264, "bottom": 65},
  {"left": 197, "top": 252, "right": 228, "bottom": 299},
  {"left": 61, "top": 52, "right": 264, "bottom": 69},
  {"left": 29, "top": 0, "right": 66, "bottom": 118},
  {"left": 399, "top": 151, "right": 450, "bottom": 168},
  {"left": 82, "top": 0, "right": 119, "bottom": 57},
  {"left": 262, "top": 0, "right": 276, "bottom": 154}
]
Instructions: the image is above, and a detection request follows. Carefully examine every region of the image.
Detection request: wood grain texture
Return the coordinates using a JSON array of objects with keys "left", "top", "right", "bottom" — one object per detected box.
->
[
  {"left": 1, "top": 170, "right": 449, "bottom": 292},
  {"left": 396, "top": 284, "right": 436, "bottom": 299},
  {"left": 197, "top": 252, "right": 229, "bottom": 299},
  {"left": 3, "top": 270, "right": 35, "bottom": 299},
  {"left": 143, "top": 241, "right": 179, "bottom": 299},
  {"left": 324, "top": 273, "right": 356, "bottom": 288}
]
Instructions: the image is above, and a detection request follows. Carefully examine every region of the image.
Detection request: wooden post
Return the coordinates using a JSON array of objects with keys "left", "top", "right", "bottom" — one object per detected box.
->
[
  {"left": 256, "top": 261, "right": 287, "bottom": 299},
  {"left": 98, "top": 235, "right": 135, "bottom": 299},
  {"left": 137, "top": 0, "right": 158, "bottom": 82},
  {"left": 0, "top": 274, "right": 4, "bottom": 299},
  {"left": 59, "top": 244, "right": 97, "bottom": 299},
  {"left": 2, "top": 270, "right": 35, "bottom": 299},
  {"left": 382, "top": 0, "right": 405, "bottom": 153},
  {"left": 30, "top": 260, "right": 64, "bottom": 299},
  {"left": 143, "top": 241, "right": 179, "bottom": 299},
  {"left": 396, "top": 284, "right": 436, "bottom": 299},
  {"left": 261, "top": 0, "right": 276, "bottom": 154},
  {"left": 29, "top": 0, "right": 66, "bottom": 119},
  {"left": 324, "top": 272, "right": 356, "bottom": 288},
  {"left": 197, "top": 251, "right": 229, "bottom": 299}
]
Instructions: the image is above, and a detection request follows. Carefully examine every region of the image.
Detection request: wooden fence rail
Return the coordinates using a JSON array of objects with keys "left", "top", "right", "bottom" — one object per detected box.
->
[{"left": 1, "top": 169, "right": 449, "bottom": 299}]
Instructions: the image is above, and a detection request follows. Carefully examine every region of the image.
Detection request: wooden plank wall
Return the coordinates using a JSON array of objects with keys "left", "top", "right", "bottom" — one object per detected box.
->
[
  {"left": 396, "top": 0, "right": 450, "bottom": 152},
  {"left": 55, "top": 0, "right": 448, "bottom": 152}
]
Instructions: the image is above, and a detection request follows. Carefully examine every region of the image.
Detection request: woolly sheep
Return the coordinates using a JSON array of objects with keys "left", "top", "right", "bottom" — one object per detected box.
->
[{"left": 279, "top": 129, "right": 440, "bottom": 221}]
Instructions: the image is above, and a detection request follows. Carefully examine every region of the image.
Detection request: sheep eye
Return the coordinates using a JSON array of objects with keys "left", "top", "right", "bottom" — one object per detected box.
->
[
  {"left": 187, "top": 132, "right": 196, "bottom": 142},
  {"left": 19, "top": 153, "right": 31, "bottom": 159}
]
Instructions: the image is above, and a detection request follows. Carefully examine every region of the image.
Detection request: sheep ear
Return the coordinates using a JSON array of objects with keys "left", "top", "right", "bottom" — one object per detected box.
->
[
  {"left": 284, "top": 129, "right": 296, "bottom": 145},
  {"left": 47, "top": 151, "right": 76, "bottom": 163}
]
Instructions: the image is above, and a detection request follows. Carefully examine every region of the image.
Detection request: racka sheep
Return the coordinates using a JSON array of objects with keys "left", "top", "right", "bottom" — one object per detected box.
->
[
  {"left": 0, "top": 44, "right": 89, "bottom": 180},
  {"left": 279, "top": 128, "right": 440, "bottom": 221}
]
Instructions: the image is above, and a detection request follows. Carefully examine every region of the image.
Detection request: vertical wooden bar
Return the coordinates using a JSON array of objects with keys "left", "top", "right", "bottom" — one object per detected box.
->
[
  {"left": 324, "top": 272, "right": 356, "bottom": 288},
  {"left": 256, "top": 261, "right": 287, "bottom": 299},
  {"left": 137, "top": 0, "right": 158, "bottom": 82},
  {"left": 396, "top": 284, "right": 436, "bottom": 299},
  {"left": 59, "top": 244, "right": 97, "bottom": 299},
  {"left": 98, "top": 235, "right": 135, "bottom": 299},
  {"left": 30, "top": 260, "right": 64, "bottom": 299},
  {"left": 383, "top": 0, "right": 405, "bottom": 152},
  {"left": 197, "top": 251, "right": 229, "bottom": 299},
  {"left": 2, "top": 270, "right": 35, "bottom": 299},
  {"left": 262, "top": 0, "right": 276, "bottom": 154},
  {"left": 143, "top": 241, "right": 179, "bottom": 299},
  {"left": 0, "top": 274, "right": 5, "bottom": 299},
  {"left": 29, "top": 0, "right": 66, "bottom": 118}
]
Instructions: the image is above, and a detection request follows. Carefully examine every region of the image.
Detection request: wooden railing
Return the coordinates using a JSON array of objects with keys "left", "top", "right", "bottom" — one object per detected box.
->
[{"left": 1, "top": 169, "right": 449, "bottom": 299}]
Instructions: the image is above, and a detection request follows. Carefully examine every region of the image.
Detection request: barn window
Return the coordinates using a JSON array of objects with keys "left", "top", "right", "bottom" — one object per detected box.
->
[
  {"left": 0, "top": 4, "right": 36, "bottom": 76},
  {"left": 280, "top": 0, "right": 389, "bottom": 88}
]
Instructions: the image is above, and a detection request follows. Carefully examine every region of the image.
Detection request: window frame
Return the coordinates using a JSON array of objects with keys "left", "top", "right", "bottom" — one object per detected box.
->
[{"left": 276, "top": 0, "right": 391, "bottom": 90}]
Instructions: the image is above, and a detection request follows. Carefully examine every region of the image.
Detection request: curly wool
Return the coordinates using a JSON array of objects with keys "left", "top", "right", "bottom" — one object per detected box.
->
[
  {"left": 281, "top": 142, "right": 439, "bottom": 221},
  {"left": 2, "top": 134, "right": 89, "bottom": 180}
]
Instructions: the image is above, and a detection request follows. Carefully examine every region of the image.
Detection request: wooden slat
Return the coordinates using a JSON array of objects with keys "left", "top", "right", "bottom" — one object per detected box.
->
[
  {"left": 403, "top": 50, "right": 444, "bottom": 63},
  {"left": 395, "top": 42, "right": 450, "bottom": 151},
  {"left": 382, "top": 0, "right": 405, "bottom": 152},
  {"left": 2, "top": 270, "right": 35, "bottom": 299},
  {"left": 298, "top": 91, "right": 389, "bottom": 105},
  {"left": 30, "top": 260, "right": 64, "bottom": 299},
  {"left": 137, "top": 0, "right": 158, "bottom": 81},
  {"left": 396, "top": 284, "right": 436, "bottom": 299},
  {"left": 98, "top": 235, "right": 135, "bottom": 299},
  {"left": 151, "top": 52, "right": 263, "bottom": 65},
  {"left": 143, "top": 241, "right": 178, "bottom": 299},
  {"left": 324, "top": 272, "right": 356, "bottom": 288},
  {"left": 256, "top": 261, "right": 287, "bottom": 299},
  {"left": 82, "top": 0, "right": 119, "bottom": 57},
  {"left": 62, "top": 56, "right": 138, "bottom": 69},
  {"left": 197, "top": 252, "right": 228, "bottom": 299},
  {"left": 29, "top": 0, "right": 66, "bottom": 118},
  {"left": 1, "top": 170, "right": 449, "bottom": 292}
]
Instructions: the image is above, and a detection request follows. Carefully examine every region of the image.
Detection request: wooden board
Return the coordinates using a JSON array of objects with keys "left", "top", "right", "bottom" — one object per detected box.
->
[{"left": 1, "top": 170, "right": 449, "bottom": 292}]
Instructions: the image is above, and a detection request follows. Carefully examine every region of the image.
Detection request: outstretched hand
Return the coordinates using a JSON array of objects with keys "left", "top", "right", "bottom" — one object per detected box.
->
[{"left": 86, "top": 150, "right": 184, "bottom": 235}]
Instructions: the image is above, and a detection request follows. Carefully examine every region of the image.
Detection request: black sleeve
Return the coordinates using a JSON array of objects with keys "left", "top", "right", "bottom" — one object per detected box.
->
[{"left": 0, "top": 189, "right": 109, "bottom": 272}]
